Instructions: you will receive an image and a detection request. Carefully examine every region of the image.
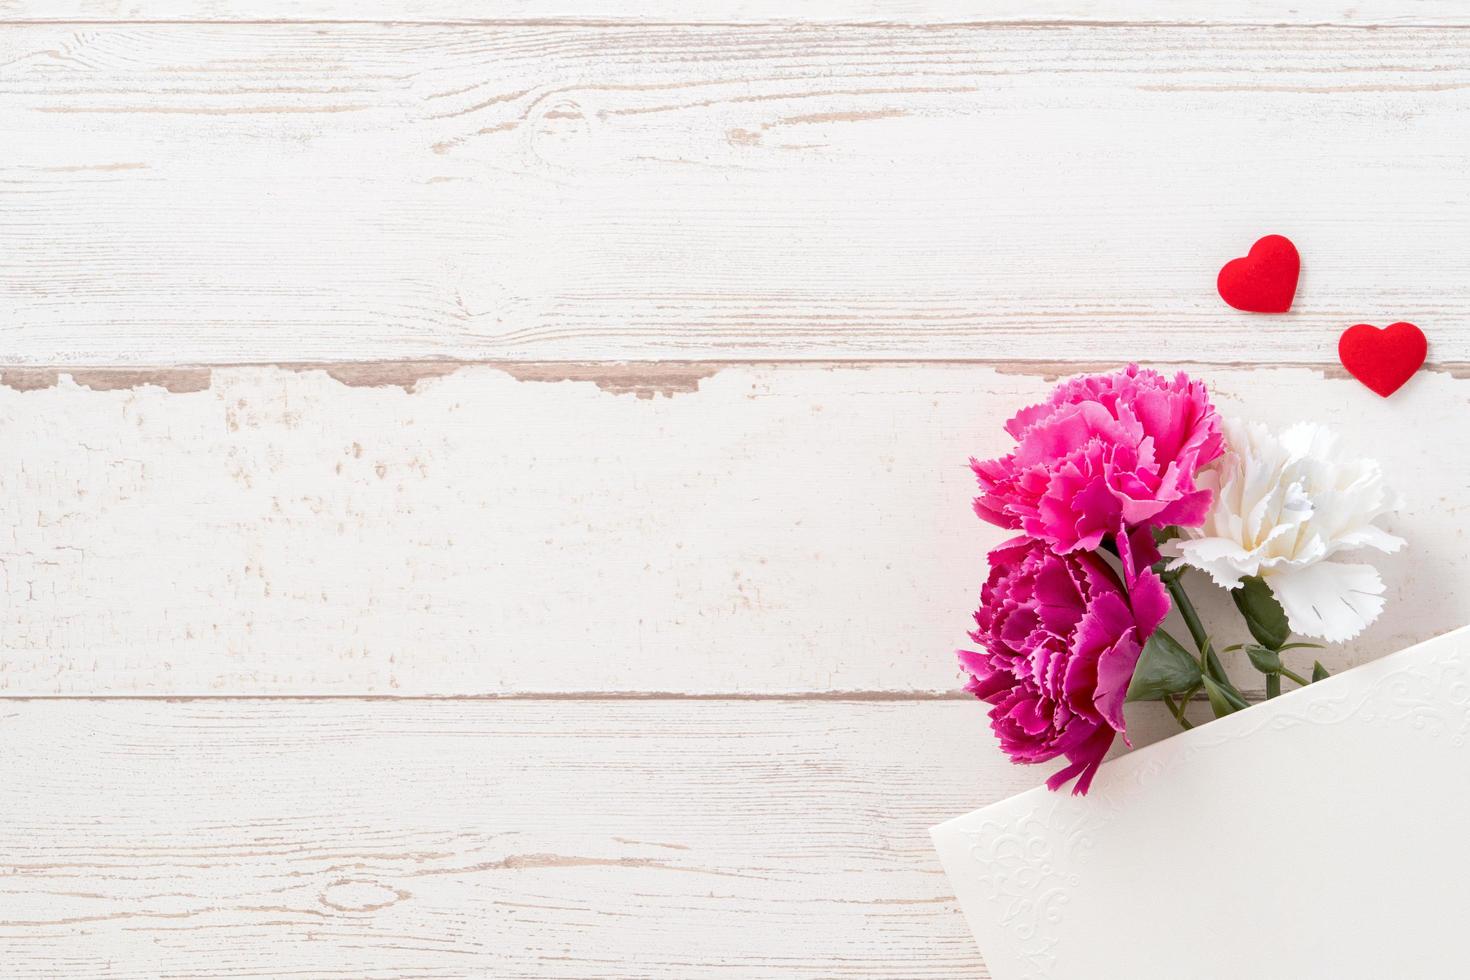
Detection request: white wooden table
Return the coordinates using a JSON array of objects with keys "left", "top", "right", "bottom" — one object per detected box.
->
[{"left": 3, "top": 3, "right": 1468, "bottom": 976}]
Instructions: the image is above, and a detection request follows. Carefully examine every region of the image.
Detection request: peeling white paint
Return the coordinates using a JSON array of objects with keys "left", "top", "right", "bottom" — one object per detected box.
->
[{"left": 0, "top": 363, "right": 1456, "bottom": 696}]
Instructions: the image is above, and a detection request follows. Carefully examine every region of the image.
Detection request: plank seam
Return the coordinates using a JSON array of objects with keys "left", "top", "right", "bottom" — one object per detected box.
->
[
  {"left": 0, "top": 691, "right": 1268, "bottom": 703},
  {"left": 1, "top": 18, "right": 1467, "bottom": 28},
  {"left": 0, "top": 691, "right": 970, "bottom": 701},
  {"left": 5, "top": 359, "right": 1467, "bottom": 382}
]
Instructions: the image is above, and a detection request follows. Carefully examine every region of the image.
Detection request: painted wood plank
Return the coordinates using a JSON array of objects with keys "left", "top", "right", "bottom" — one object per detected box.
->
[
  {"left": 0, "top": 362, "right": 1455, "bottom": 695},
  {"left": 5, "top": 23, "right": 1470, "bottom": 363},
  {"left": 0, "top": 698, "right": 1126, "bottom": 979},
  {"left": 4, "top": 1, "right": 1469, "bottom": 26}
]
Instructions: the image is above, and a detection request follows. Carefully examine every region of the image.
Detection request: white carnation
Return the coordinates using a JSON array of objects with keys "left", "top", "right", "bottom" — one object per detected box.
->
[{"left": 1165, "top": 418, "right": 1403, "bottom": 643}]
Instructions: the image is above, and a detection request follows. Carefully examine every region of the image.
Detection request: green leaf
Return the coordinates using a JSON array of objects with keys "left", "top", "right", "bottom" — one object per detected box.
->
[
  {"left": 1312, "top": 661, "right": 1330, "bottom": 683},
  {"left": 1231, "top": 576, "right": 1291, "bottom": 651},
  {"left": 1201, "top": 675, "right": 1241, "bottom": 718},
  {"left": 1245, "top": 644, "right": 1282, "bottom": 674},
  {"left": 1126, "top": 629, "right": 1203, "bottom": 702},
  {"left": 1199, "top": 643, "right": 1246, "bottom": 714}
]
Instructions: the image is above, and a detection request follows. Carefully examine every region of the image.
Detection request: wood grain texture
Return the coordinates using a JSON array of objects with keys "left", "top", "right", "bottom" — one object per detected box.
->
[
  {"left": 6, "top": 22, "right": 1470, "bottom": 363},
  {"left": 0, "top": 698, "right": 1120, "bottom": 980},
  {"left": 0, "top": 361, "right": 1455, "bottom": 696},
  {"left": 4, "top": 10, "right": 1468, "bottom": 977},
  {"left": 5, "top": 1, "right": 1470, "bottom": 25}
]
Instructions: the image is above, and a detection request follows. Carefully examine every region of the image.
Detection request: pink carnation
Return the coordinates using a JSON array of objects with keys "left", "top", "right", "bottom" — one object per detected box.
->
[
  {"left": 960, "top": 536, "right": 1169, "bottom": 794},
  {"left": 972, "top": 365, "right": 1224, "bottom": 564}
]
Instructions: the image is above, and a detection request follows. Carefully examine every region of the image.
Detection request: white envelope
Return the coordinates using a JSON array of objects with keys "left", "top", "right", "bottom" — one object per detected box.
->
[{"left": 932, "top": 624, "right": 1470, "bottom": 980}]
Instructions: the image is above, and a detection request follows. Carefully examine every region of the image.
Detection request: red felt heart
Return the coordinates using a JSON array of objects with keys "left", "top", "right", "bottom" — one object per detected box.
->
[
  {"left": 1217, "top": 235, "right": 1300, "bottom": 313},
  {"left": 1338, "top": 321, "right": 1427, "bottom": 398}
]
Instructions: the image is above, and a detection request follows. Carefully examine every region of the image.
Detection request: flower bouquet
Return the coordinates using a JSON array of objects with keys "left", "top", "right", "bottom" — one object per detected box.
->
[
  {"left": 958, "top": 364, "right": 1402, "bottom": 793},
  {"left": 930, "top": 365, "right": 1470, "bottom": 980}
]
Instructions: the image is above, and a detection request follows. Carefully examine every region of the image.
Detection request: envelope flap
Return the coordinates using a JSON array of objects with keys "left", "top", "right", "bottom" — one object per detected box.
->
[{"left": 932, "top": 625, "right": 1470, "bottom": 980}]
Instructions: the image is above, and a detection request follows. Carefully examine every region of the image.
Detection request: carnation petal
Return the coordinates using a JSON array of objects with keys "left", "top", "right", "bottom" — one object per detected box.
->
[
  {"left": 963, "top": 533, "right": 1166, "bottom": 795},
  {"left": 1046, "top": 723, "right": 1117, "bottom": 796},
  {"left": 971, "top": 364, "right": 1224, "bottom": 555},
  {"left": 1267, "top": 561, "right": 1387, "bottom": 643},
  {"left": 1127, "top": 567, "right": 1170, "bottom": 639},
  {"left": 1167, "top": 537, "right": 1256, "bottom": 590},
  {"left": 957, "top": 649, "right": 1014, "bottom": 702},
  {"left": 1326, "top": 524, "right": 1405, "bottom": 558},
  {"left": 1094, "top": 634, "right": 1144, "bottom": 736},
  {"left": 1152, "top": 485, "right": 1215, "bottom": 529},
  {"left": 1115, "top": 525, "right": 1162, "bottom": 591},
  {"left": 1172, "top": 416, "right": 1402, "bottom": 636},
  {"left": 1005, "top": 696, "right": 1050, "bottom": 736}
]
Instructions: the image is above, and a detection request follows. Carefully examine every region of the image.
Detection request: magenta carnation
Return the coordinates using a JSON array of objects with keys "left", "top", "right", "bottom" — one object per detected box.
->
[
  {"left": 972, "top": 365, "right": 1224, "bottom": 564},
  {"left": 960, "top": 536, "right": 1169, "bottom": 795}
]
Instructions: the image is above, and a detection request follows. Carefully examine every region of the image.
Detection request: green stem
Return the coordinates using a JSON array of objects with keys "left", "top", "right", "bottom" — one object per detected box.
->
[
  {"left": 1166, "top": 572, "right": 1250, "bottom": 709},
  {"left": 1162, "top": 693, "right": 1194, "bottom": 731},
  {"left": 1162, "top": 693, "right": 1181, "bottom": 724},
  {"left": 1164, "top": 574, "right": 1209, "bottom": 654},
  {"left": 1266, "top": 672, "right": 1282, "bottom": 699},
  {"left": 1178, "top": 687, "right": 1199, "bottom": 729},
  {"left": 1279, "top": 665, "right": 1310, "bottom": 687}
]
